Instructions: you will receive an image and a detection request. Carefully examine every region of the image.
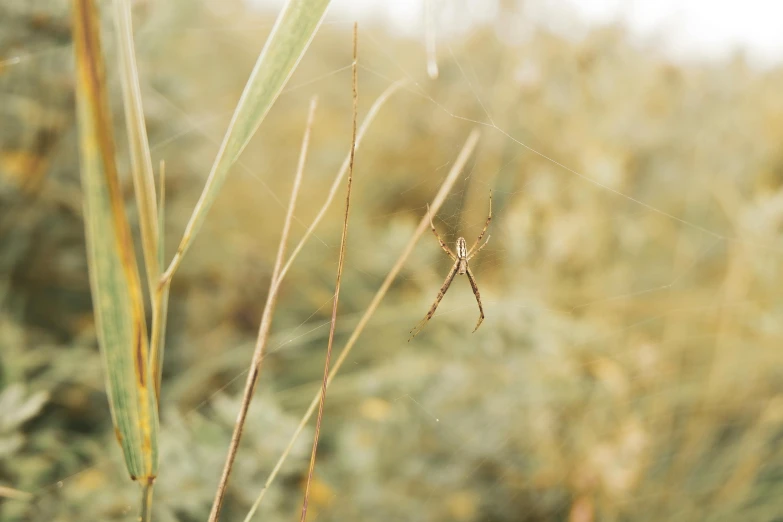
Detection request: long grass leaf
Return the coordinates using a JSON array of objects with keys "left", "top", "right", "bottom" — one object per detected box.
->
[
  {"left": 243, "top": 129, "right": 480, "bottom": 521},
  {"left": 162, "top": 0, "right": 331, "bottom": 284},
  {"left": 112, "top": 0, "right": 159, "bottom": 295},
  {"left": 113, "top": 0, "right": 169, "bottom": 406},
  {"left": 71, "top": 0, "right": 158, "bottom": 487}
]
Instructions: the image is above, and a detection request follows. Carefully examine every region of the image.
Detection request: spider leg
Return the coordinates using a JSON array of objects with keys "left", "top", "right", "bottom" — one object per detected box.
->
[
  {"left": 408, "top": 261, "right": 459, "bottom": 341},
  {"left": 468, "top": 191, "right": 492, "bottom": 256},
  {"left": 465, "top": 267, "right": 485, "bottom": 332},
  {"left": 467, "top": 235, "right": 490, "bottom": 261},
  {"left": 428, "top": 204, "right": 456, "bottom": 260}
]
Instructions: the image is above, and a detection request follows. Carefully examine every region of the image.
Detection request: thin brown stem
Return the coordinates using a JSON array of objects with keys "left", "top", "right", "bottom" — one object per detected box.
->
[
  {"left": 273, "top": 79, "right": 406, "bottom": 291},
  {"left": 157, "top": 160, "right": 166, "bottom": 269},
  {"left": 242, "top": 128, "right": 480, "bottom": 522},
  {"left": 207, "top": 97, "right": 319, "bottom": 522},
  {"left": 227, "top": 80, "right": 403, "bottom": 522},
  {"left": 299, "top": 23, "right": 358, "bottom": 522}
]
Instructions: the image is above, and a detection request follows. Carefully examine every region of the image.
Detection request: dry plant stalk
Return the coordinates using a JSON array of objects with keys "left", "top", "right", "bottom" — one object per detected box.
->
[
  {"left": 150, "top": 159, "right": 168, "bottom": 397},
  {"left": 248, "top": 80, "right": 404, "bottom": 347},
  {"left": 0, "top": 486, "right": 35, "bottom": 502},
  {"left": 0, "top": 486, "right": 32, "bottom": 502},
  {"left": 207, "top": 98, "right": 319, "bottom": 522},
  {"left": 298, "top": 22, "right": 358, "bottom": 522},
  {"left": 274, "top": 79, "right": 406, "bottom": 287},
  {"left": 210, "top": 73, "right": 404, "bottom": 522},
  {"left": 243, "top": 128, "right": 481, "bottom": 521}
]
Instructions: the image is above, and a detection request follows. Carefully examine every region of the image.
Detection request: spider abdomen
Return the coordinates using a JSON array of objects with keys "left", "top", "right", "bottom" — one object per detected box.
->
[
  {"left": 456, "top": 237, "right": 467, "bottom": 258},
  {"left": 456, "top": 237, "right": 468, "bottom": 274}
]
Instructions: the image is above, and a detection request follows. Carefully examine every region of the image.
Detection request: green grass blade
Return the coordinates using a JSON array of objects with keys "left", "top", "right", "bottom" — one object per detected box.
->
[
  {"left": 162, "top": 0, "right": 332, "bottom": 283},
  {"left": 113, "top": 0, "right": 169, "bottom": 407},
  {"left": 112, "top": 0, "right": 160, "bottom": 295},
  {"left": 71, "top": 0, "right": 159, "bottom": 485}
]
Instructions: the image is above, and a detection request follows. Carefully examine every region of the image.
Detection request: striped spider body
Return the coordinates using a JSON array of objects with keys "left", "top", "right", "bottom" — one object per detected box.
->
[
  {"left": 456, "top": 237, "right": 468, "bottom": 274},
  {"left": 408, "top": 192, "right": 492, "bottom": 341}
]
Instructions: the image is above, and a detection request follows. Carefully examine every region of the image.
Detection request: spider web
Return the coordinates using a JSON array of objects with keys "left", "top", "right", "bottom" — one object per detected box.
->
[{"left": 4, "top": 1, "right": 783, "bottom": 521}]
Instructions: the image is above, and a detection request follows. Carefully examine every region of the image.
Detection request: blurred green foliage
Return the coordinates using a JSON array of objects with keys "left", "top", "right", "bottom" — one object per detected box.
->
[{"left": 2, "top": 0, "right": 783, "bottom": 521}]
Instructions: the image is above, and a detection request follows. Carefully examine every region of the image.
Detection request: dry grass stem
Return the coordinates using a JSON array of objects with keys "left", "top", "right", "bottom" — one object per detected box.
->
[
  {"left": 273, "top": 79, "right": 406, "bottom": 291},
  {"left": 149, "top": 279, "right": 169, "bottom": 404},
  {"left": 299, "top": 23, "right": 358, "bottom": 522},
  {"left": 228, "top": 78, "right": 404, "bottom": 522},
  {"left": 207, "top": 97, "right": 319, "bottom": 522},
  {"left": 243, "top": 128, "right": 480, "bottom": 521},
  {"left": 156, "top": 160, "right": 166, "bottom": 269},
  {"left": 150, "top": 161, "right": 168, "bottom": 399},
  {"left": 0, "top": 486, "right": 33, "bottom": 502}
]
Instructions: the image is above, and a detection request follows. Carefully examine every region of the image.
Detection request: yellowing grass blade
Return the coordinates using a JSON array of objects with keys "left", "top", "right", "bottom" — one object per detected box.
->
[
  {"left": 163, "top": 0, "right": 332, "bottom": 282},
  {"left": 113, "top": 0, "right": 169, "bottom": 407},
  {"left": 71, "top": 0, "right": 158, "bottom": 485}
]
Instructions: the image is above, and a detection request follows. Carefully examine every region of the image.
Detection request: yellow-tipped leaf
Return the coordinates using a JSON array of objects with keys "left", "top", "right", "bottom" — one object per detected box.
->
[{"left": 71, "top": 0, "right": 159, "bottom": 485}]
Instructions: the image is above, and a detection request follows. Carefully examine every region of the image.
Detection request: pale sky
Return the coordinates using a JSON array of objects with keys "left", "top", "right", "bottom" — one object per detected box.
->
[
  {"left": 248, "top": 0, "right": 783, "bottom": 67},
  {"left": 568, "top": 0, "right": 783, "bottom": 66}
]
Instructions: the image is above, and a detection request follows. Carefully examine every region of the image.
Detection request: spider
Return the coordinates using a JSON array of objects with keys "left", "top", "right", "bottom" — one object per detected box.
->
[{"left": 408, "top": 192, "right": 492, "bottom": 341}]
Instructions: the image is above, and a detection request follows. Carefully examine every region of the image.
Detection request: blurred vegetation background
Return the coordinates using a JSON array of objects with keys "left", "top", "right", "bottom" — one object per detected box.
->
[{"left": 2, "top": 0, "right": 783, "bottom": 520}]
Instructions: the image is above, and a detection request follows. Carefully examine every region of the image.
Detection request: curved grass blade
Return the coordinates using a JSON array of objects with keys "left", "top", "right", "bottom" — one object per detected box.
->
[
  {"left": 162, "top": 0, "right": 332, "bottom": 284},
  {"left": 112, "top": 0, "right": 159, "bottom": 294},
  {"left": 113, "top": 0, "right": 169, "bottom": 405},
  {"left": 72, "top": 0, "right": 158, "bottom": 488}
]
